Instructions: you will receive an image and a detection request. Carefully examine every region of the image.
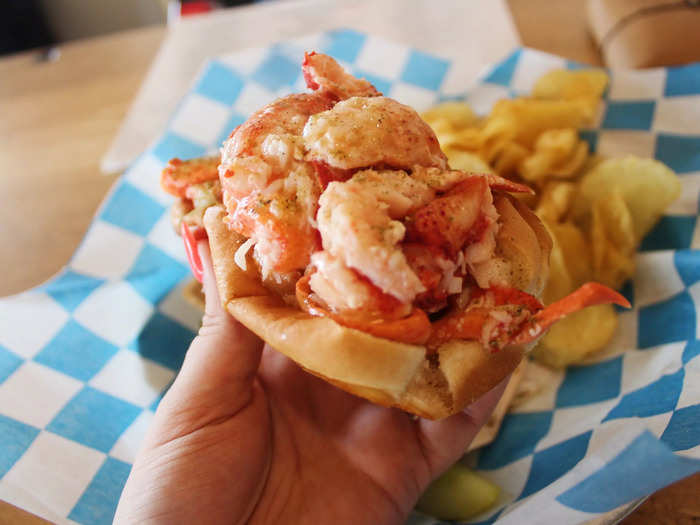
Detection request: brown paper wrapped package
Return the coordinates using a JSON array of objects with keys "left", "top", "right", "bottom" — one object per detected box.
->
[{"left": 587, "top": 0, "right": 700, "bottom": 68}]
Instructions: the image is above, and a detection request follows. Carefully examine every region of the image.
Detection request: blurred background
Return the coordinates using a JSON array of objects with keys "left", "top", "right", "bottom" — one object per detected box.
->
[
  {"left": 3, "top": 0, "right": 699, "bottom": 65},
  {"left": 0, "top": 0, "right": 259, "bottom": 55}
]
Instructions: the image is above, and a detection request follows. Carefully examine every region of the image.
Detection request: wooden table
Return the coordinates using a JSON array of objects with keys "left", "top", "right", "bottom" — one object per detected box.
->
[
  {"left": 0, "top": 0, "right": 697, "bottom": 523},
  {"left": 0, "top": 25, "right": 163, "bottom": 297}
]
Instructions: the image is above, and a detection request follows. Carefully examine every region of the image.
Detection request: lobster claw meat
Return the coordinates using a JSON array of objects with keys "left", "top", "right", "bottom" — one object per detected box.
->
[
  {"left": 509, "top": 282, "right": 631, "bottom": 346},
  {"left": 480, "top": 172, "right": 535, "bottom": 195},
  {"left": 302, "top": 51, "right": 321, "bottom": 90}
]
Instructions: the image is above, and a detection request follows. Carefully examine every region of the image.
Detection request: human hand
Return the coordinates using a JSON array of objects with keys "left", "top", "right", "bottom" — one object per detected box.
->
[{"left": 114, "top": 241, "right": 507, "bottom": 525}]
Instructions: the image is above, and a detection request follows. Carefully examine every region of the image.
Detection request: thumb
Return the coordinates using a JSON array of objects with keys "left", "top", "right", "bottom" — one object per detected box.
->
[
  {"left": 184, "top": 240, "right": 264, "bottom": 386},
  {"left": 151, "top": 240, "right": 264, "bottom": 439},
  {"left": 196, "top": 238, "right": 263, "bottom": 363}
]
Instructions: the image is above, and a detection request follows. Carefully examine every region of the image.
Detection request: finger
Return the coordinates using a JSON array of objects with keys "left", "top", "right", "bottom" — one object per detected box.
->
[
  {"left": 199, "top": 238, "right": 228, "bottom": 318},
  {"left": 154, "top": 241, "right": 264, "bottom": 435},
  {"left": 416, "top": 376, "right": 510, "bottom": 477},
  {"left": 183, "top": 240, "right": 263, "bottom": 389}
]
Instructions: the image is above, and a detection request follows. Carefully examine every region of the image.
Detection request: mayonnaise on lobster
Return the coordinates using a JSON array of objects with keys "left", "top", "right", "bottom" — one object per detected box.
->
[{"left": 161, "top": 52, "right": 629, "bottom": 419}]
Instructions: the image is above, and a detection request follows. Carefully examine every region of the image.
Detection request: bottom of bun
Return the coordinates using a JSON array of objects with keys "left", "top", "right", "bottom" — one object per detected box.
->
[{"left": 205, "top": 205, "right": 528, "bottom": 420}]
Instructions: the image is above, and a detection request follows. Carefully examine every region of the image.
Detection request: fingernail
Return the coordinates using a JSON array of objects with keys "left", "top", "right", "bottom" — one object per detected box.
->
[{"left": 181, "top": 222, "right": 204, "bottom": 283}]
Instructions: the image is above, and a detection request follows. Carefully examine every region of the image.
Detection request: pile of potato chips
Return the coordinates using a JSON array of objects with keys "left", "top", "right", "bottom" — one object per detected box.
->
[{"left": 422, "top": 70, "right": 680, "bottom": 368}]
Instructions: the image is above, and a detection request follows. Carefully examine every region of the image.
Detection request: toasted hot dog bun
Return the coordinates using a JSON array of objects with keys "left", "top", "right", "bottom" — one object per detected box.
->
[{"left": 203, "top": 196, "right": 551, "bottom": 420}]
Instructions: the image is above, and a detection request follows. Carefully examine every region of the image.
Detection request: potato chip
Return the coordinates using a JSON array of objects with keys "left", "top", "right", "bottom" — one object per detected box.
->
[
  {"left": 437, "top": 127, "right": 484, "bottom": 152},
  {"left": 533, "top": 304, "right": 618, "bottom": 369},
  {"left": 535, "top": 219, "right": 617, "bottom": 368},
  {"left": 479, "top": 116, "right": 516, "bottom": 159},
  {"left": 519, "top": 153, "right": 552, "bottom": 183},
  {"left": 520, "top": 128, "right": 575, "bottom": 181},
  {"left": 446, "top": 150, "right": 493, "bottom": 173},
  {"left": 541, "top": 226, "right": 575, "bottom": 305},
  {"left": 548, "top": 221, "right": 593, "bottom": 287},
  {"left": 590, "top": 201, "right": 606, "bottom": 274},
  {"left": 597, "top": 190, "right": 635, "bottom": 250},
  {"left": 492, "top": 141, "right": 529, "bottom": 177},
  {"left": 480, "top": 135, "right": 512, "bottom": 165},
  {"left": 422, "top": 103, "right": 482, "bottom": 154},
  {"left": 422, "top": 102, "right": 479, "bottom": 130},
  {"left": 595, "top": 243, "right": 635, "bottom": 290},
  {"left": 535, "top": 127, "right": 579, "bottom": 155},
  {"left": 535, "top": 181, "right": 577, "bottom": 223},
  {"left": 451, "top": 127, "right": 484, "bottom": 151},
  {"left": 549, "top": 140, "right": 588, "bottom": 177},
  {"left": 590, "top": 194, "right": 636, "bottom": 289},
  {"left": 532, "top": 69, "right": 608, "bottom": 121},
  {"left": 580, "top": 152, "right": 605, "bottom": 174},
  {"left": 573, "top": 156, "right": 681, "bottom": 241},
  {"left": 519, "top": 129, "right": 588, "bottom": 182},
  {"left": 532, "top": 69, "right": 609, "bottom": 102},
  {"left": 489, "top": 98, "right": 592, "bottom": 147},
  {"left": 426, "top": 117, "right": 455, "bottom": 138}
]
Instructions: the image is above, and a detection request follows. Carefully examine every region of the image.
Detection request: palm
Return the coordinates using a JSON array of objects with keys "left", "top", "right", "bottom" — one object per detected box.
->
[{"left": 250, "top": 347, "right": 434, "bottom": 524}]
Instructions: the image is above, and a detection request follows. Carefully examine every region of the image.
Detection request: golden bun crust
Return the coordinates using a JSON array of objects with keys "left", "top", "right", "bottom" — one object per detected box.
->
[
  {"left": 470, "top": 358, "right": 527, "bottom": 450},
  {"left": 204, "top": 201, "right": 548, "bottom": 420},
  {"left": 494, "top": 194, "right": 552, "bottom": 296}
]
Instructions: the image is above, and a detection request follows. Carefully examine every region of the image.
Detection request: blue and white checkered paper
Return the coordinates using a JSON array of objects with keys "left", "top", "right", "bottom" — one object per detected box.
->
[{"left": 0, "top": 30, "right": 699, "bottom": 525}]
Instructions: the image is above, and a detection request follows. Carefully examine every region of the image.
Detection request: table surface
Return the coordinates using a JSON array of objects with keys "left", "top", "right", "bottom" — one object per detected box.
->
[{"left": 0, "top": 0, "right": 697, "bottom": 523}]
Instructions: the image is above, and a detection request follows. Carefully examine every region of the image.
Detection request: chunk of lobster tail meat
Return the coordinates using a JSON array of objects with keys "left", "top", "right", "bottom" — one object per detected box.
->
[
  {"left": 220, "top": 94, "right": 334, "bottom": 196},
  {"left": 302, "top": 51, "right": 381, "bottom": 99},
  {"left": 227, "top": 169, "right": 322, "bottom": 276},
  {"left": 315, "top": 169, "right": 436, "bottom": 304},
  {"left": 219, "top": 93, "right": 334, "bottom": 274},
  {"left": 405, "top": 176, "right": 490, "bottom": 257},
  {"left": 161, "top": 156, "right": 220, "bottom": 198},
  {"left": 303, "top": 97, "right": 447, "bottom": 171},
  {"left": 307, "top": 252, "right": 413, "bottom": 319},
  {"left": 161, "top": 157, "right": 222, "bottom": 236},
  {"left": 296, "top": 269, "right": 431, "bottom": 345}
]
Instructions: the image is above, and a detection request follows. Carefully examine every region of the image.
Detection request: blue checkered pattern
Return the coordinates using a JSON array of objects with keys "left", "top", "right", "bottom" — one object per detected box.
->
[{"left": 0, "top": 31, "right": 698, "bottom": 524}]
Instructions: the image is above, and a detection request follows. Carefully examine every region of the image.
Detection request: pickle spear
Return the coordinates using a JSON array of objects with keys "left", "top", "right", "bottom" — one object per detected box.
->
[{"left": 416, "top": 464, "right": 500, "bottom": 521}]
